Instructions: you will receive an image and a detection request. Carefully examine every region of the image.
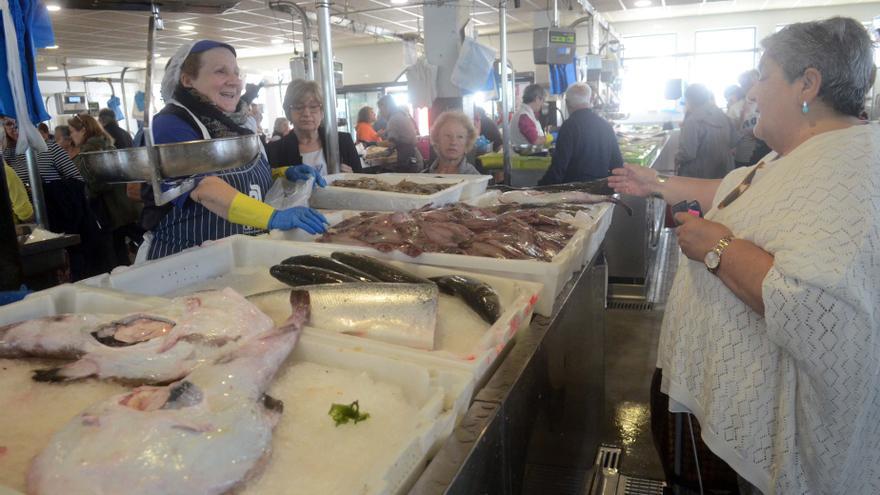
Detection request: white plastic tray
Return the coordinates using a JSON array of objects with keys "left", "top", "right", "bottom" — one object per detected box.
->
[
  {"left": 310, "top": 173, "right": 467, "bottom": 212},
  {"left": 80, "top": 235, "right": 541, "bottom": 383},
  {"left": 0, "top": 284, "right": 167, "bottom": 326},
  {"left": 379, "top": 173, "right": 490, "bottom": 200},
  {"left": 269, "top": 203, "right": 615, "bottom": 316},
  {"left": 0, "top": 287, "right": 471, "bottom": 495}
]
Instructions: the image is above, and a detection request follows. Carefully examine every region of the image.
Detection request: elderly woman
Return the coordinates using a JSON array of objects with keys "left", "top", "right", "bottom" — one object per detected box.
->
[
  {"left": 68, "top": 113, "right": 141, "bottom": 267},
  {"left": 609, "top": 17, "right": 879, "bottom": 494},
  {"left": 675, "top": 83, "right": 737, "bottom": 179},
  {"left": 144, "top": 40, "right": 327, "bottom": 260},
  {"left": 426, "top": 111, "right": 481, "bottom": 175},
  {"left": 355, "top": 106, "right": 381, "bottom": 145},
  {"left": 266, "top": 79, "right": 360, "bottom": 175}
]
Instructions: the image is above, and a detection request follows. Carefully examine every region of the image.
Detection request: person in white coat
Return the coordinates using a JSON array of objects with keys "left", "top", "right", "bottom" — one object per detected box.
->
[{"left": 510, "top": 84, "right": 546, "bottom": 146}]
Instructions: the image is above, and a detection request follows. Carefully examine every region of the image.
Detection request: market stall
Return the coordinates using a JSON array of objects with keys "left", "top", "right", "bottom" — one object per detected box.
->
[{"left": 0, "top": 172, "right": 617, "bottom": 493}]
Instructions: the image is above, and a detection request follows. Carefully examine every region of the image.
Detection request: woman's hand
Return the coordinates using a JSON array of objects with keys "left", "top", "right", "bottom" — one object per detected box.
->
[
  {"left": 608, "top": 164, "right": 659, "bottom": 198},
  {"left": 285, "top": 164, "right": 327, "bottom": 187},
  {"left": 340, "top": 164, "right": 353, "bottom": 173},
  {"left": 675, "top": 213, "right": 733, "bottom": 262},
  {"left": 268, "top": 206, "right": 328, "bottom": 234}
]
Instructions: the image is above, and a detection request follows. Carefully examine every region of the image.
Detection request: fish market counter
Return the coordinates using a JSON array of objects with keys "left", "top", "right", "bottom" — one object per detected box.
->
[{"left": 411, "top": 247, "right": 607, "bottom": 494}]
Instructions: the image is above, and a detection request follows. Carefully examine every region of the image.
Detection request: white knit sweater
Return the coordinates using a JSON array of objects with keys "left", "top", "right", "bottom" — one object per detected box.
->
[{"left": 660, "top": 124, "right": 880, "bottom": 494}]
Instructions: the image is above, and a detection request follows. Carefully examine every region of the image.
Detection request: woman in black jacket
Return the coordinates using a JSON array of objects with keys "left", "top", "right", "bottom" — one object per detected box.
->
[{"left": 266, "top": 79, "right": 360, "bottom": 174}]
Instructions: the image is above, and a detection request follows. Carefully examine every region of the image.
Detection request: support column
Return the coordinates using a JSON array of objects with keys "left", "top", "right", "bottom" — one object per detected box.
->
[
  {"left": 316, "top": 0, "right": 339, "bottom": 174},
  {"left": 499, "top": 0, "right": 512, "bottom": 185}
]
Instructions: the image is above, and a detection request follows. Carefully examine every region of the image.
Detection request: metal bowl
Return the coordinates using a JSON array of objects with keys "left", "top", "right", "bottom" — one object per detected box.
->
[{"left": 78, "top": 134, "right": 262, "bottom": 183}]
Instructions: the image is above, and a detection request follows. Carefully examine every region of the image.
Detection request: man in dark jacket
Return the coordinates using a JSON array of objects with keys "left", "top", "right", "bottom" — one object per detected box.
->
[
  {"left": 538, "top": 83, "right": 622, "bottom": 185},
  {"left": 98, "top": 108, "right": 133, "bottom": 149}
]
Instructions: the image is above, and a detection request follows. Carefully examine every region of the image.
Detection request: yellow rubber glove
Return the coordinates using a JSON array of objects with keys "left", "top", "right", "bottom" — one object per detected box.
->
[
  {"left": 227, "top": 192, "right": 275, "bottom": 229},
  {"left": 270, "top": 166, "right": 289, "bottom": 180}
]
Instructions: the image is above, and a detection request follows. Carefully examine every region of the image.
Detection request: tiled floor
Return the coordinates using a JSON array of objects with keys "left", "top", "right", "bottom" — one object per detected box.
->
[
  {"left": 601, "top": 307, "right": 665, "bottom": 481},
  {"left": 599, "top": 228, "right": 680, "bottom": 483}
]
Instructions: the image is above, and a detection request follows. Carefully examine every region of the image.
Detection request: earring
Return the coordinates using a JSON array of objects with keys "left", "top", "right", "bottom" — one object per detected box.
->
[{"left": 802, "top": 101, "right": 809, "bottom": 114}]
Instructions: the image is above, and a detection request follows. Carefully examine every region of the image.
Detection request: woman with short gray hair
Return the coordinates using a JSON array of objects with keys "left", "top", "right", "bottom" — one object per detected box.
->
[{"left": 609, "top": 17, "right": 880, "bottom": 494}]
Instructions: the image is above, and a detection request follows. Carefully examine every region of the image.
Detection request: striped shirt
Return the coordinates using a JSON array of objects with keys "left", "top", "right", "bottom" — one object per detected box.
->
[{"left": 2, "top": 141, "right": 81, "bottom": 184}]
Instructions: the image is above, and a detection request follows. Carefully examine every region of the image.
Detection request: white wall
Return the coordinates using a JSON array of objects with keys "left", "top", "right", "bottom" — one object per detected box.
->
[{"left": 611, "top": 4, "right": 880, "bottom": 51}]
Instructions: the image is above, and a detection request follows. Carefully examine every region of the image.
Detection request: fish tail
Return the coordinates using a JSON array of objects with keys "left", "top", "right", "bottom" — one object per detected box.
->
[
  {"left": 286, "top": 290, "right": 311, "bottom": 330},
  {"left": 32, "top": 367, "right": 67, "bottom": 382},
  {"left": 32, "top": 358, "right": 98, "bottom": 383}
]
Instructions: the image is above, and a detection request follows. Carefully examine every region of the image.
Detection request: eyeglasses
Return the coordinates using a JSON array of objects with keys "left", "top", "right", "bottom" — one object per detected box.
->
[
  {"left": 717, "top": 162, "right": 765, "bottom": 209},
  {"left": 2, "top": 121, "right": 17, "bottom": 129},
  {"left": 291, "top": 104, "right": 322, "bottom": 114}
]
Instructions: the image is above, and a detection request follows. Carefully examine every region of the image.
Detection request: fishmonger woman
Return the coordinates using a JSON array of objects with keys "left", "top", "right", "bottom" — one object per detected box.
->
[{"left": 142, "top": 40, "right": 327, "bottom": 260}]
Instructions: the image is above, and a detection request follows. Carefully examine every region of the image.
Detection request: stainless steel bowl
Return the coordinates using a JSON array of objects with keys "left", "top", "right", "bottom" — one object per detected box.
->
[{"left": 78, "top": 134, "right": 262, "bottom": 183}]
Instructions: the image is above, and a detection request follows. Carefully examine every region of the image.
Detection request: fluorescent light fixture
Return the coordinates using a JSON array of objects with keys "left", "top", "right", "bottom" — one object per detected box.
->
[
  {"left": 154, "top": 53, "right": 162, "bottom": 57},
  {"left": 46, "top": 45, "right": 59, "bottom": 49},
  {"left": 271, "top": 38, "right": 284, "bottom": 44},
  {"left": 46, "top": 4, "right": 61, "bottom": 11},
  {"left": 179, "top": 24, "right": 195, "bottom": 31},
  {"left": 47, "top": 66, "right": 59, "bottom": 70},
  {"left": 390, "top": 0, "right": 408, "bottom": 4},
  {"left": 634, "top": 0, "right": 652, "bottom": 6}
]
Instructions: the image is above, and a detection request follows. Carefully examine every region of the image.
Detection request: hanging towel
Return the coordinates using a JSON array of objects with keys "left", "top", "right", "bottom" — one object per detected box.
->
[
  {"left": 406, "top": 56, "right": 438, "bottom": 108},
  {"left": 0, "top": 0, "right": 52, "bottom": 154}
]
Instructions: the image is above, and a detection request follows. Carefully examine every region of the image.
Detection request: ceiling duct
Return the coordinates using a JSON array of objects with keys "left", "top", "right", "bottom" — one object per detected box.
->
[{"left": 54, "top": 0, "right": 240, "bottom": 14}]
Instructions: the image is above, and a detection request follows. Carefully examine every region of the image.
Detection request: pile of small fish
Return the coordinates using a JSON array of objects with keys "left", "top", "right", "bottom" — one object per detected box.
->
[
  {"left": 331, "top": 177, "right": 454, "bottom": 195},
  {"left": 317, "top": 203, "right": 579, "bottom": 262},
  {"left": 6, "top": 288, "right": 310, "bottom": 494},
  {"left": 265, "top": 252, "right": 502, "bottom": 349}
]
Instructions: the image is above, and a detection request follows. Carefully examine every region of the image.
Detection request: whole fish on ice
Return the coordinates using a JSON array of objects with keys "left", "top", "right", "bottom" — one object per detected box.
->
[
  {"left": 26, "top": 293, "right": 309, "bottom": 495},
  {"left": 0, "top": 288, "right": 274, "bottom": 384}
]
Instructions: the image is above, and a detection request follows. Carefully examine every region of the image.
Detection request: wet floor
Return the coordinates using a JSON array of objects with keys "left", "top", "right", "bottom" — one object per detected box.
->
[{"left": 600, "top": 307, "right": 665, "bottom": 480}]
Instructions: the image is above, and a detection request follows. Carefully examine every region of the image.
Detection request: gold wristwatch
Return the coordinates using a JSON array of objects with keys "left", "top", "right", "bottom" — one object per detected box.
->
[{"left": 704, "top": 236, "right": 733, "bottom": 274}]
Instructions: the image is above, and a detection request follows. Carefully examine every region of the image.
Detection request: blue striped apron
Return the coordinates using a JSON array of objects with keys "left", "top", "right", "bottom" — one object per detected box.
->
[{"left": 146, "top": 102, "right": 273, "bottom": 260}]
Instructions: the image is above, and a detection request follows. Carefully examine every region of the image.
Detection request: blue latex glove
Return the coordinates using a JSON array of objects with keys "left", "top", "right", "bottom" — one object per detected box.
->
[
  {"left": 268, "top": 206, "right": 329, "bottom": 234},
  {"left": 285, "top": 164, "right": 327, "bottom": 187}
]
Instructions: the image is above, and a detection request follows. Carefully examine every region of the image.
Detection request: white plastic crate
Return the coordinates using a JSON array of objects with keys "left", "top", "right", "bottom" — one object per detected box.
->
[
  {"left": 309, "top": 173, "right": 467, "bottom": 212},
  {"left": 379, "top": 173, "right": 490, "bottom": 200},
  {"left": 0, "top": 284, "right": 166, "bottom": 326},
  {"left": 288, "top": 199, "right": 615, "bottom": 315},
  {"left": 81, "top": 235, "right": 541, "bottom": 383},
  {"left": 0, "top": 288, "right": 471, "bottom": 495}
]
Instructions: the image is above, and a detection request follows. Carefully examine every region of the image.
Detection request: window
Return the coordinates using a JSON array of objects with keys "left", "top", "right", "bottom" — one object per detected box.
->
[
  {"left": 620, "top": 33, "right": 678, "bottom": 113},
  {"left": 692, "top": 27, "right": 757, "bottom": 107}
]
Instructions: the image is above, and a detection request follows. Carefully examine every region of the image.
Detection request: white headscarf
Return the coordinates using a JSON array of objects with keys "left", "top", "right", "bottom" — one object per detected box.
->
[
  {"left": 159, "top": 40, "right": 237, "bottom": 103},
  {"left": 160, "top": 41, "right": 198, "bottom": 103}
]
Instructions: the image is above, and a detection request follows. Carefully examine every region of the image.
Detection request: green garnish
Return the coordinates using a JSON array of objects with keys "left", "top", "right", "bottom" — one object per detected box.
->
[{"left": 328, "top": 400, "right": 370, "bottom": 426}]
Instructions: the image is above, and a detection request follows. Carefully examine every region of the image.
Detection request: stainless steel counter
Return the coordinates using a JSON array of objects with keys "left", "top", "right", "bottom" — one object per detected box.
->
[
  {"left": 410, "top": 249, "right": 608, "bottom": 494},
  {"left": 605, "top": 131, "right": 677, "bottom": 300}
]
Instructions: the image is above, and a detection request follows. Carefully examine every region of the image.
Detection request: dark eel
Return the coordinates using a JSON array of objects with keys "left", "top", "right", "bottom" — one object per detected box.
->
[
  {"left": 429, "top": 275, "right": 502, "bottom": 324},
  {"left": 330, "top": 252, "right": 434, "bottom": 285},
  {"left": 279, "top": 254, "right": 381, "bottom": 282}
]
